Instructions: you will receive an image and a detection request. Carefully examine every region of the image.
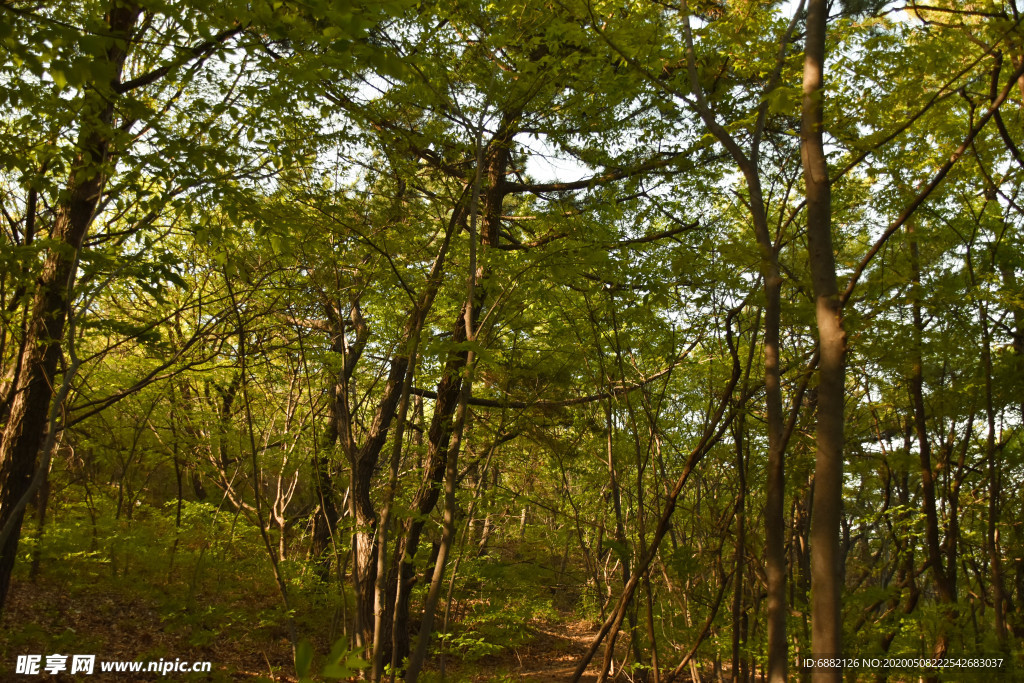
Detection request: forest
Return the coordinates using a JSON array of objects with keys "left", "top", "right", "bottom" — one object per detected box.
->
[{"left": 1, "top": 0, "right": 1023, "bottom": 681}]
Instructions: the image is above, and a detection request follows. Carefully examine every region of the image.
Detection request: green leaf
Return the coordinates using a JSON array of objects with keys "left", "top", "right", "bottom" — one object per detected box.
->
[
  {"left": 295, "top": 639, "right": 313, "bottom": 678},
  {"left": 763, "top": 85, "right": 799, "bottom": 116},
  {"left": 323, "top": 655, "right": 369, "bottom": 679}
]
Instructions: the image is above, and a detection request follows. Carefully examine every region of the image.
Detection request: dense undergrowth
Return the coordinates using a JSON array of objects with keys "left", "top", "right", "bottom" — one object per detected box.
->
[{"left": 1, "top": 494, "right": 582, "bottom": 681}]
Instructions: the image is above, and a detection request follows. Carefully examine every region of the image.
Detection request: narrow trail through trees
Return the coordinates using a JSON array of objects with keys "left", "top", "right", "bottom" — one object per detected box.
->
[{"left": 445, "top": 615, "right": 602, "bottom": 683}]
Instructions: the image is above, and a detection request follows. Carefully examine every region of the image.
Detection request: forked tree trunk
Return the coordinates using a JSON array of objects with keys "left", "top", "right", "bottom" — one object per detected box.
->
[
  {"left": 678, "top": 5, "right": 792, "bottom": 675},
  {"left": 388, "top": 112, "right": 516, "bottom": 678},
  {"left": 328, "top": 186, "right": 463, "bottom": 668}
]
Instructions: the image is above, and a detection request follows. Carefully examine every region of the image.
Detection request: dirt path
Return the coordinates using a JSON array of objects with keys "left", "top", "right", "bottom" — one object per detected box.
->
[
  {"left": 448, "top": 617, "right": 604, "bottom": 682},
  {"left": 514, "top": 619, "right": 599, "bottom": 682}
]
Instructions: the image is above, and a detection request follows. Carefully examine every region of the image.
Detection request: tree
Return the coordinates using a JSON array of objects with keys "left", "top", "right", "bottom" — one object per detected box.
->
[
  {"left": 4, "top": 1, "right": 1024, "bottom": 681},
  {"left": 801, "top": 1, "right": 846, "bottom": 679}
]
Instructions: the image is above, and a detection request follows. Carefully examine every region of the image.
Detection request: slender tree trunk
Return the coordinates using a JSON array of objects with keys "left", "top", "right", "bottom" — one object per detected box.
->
[
  {"left": 907, "top": 224, "right": 957, "bottom": 670},
  {"left": 980, "top": 291, "right": 1008, "bottom": 648},
  {"left": 761, "top": 296, "right": 787, "bottom": 683},
  {"left": 731, "top": 413, "right": 746, "bottom": 683},
  {"left": 388, "top": 303, "right": 473, "bottom": 675},
  {"left": 370, "top": 338, "right": 421, "bottom": 681},
  {"left": 679, "top": 7, "right": 800, "bottom": 673},
  {"left": 801, "top": 2, "right": 845, "bottom": 680},
  {"left": 603, "top": 399, "right": 639, "bottom": 673}
]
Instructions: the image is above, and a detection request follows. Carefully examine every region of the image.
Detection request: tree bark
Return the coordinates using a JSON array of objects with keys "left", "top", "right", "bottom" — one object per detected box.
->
[
  {"left": 0, "top": 1, "right": 139, "bottom": 614},
  {"left": 907, "top": 224, "right": 957, "bottom": 669},
  {"left": 801, "top": 2, "right": 846, "bottom": 680},
  {"left": 731, "top": 411, "right": 747, "bottom": 683},
  {"left": 979, "top": 272, "right": 1008, "bottom": 649}
]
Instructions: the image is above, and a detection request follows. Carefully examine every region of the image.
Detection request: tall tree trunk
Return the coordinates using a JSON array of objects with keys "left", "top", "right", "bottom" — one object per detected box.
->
[
  {"left": 389, "top": 305, "right": 472, "bottom": 673},
  {"left": 980, "top": 283, "right": 1008, "bottom": 649},
  {"left": 679, "top": 4, "right": 790, "bottom": 672},
  {"left": 731, "top": 401, "right": 747, "bottom": 683},
  {"left": 757, "top": 270, "right": 786, "bottom": 683},
  {"left": 603, "top": 399, "right": 639, "bottom": 676},
  {"left": 0, "top": 1, "right": 139, "bottom": 614},
  {"left": 681, "top": 0, "right": 799, "bottom": 671},
  {"left": 801, "top": 2, "right": 846, "bottom": 680},
  {"left": 907, "top": 224, "right": 957, "bottom": 669}
]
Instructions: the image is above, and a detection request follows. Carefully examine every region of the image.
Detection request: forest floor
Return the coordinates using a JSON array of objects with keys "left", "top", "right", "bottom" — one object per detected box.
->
[
  {"left": 441, "top": 616, "right": 603, "bottom": 682},
  {"left": 1, "top": 574, "right": 293, "bottom": 681},
  {"left": 0, "top": 573, "right": 610, "bottom": 682}
]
